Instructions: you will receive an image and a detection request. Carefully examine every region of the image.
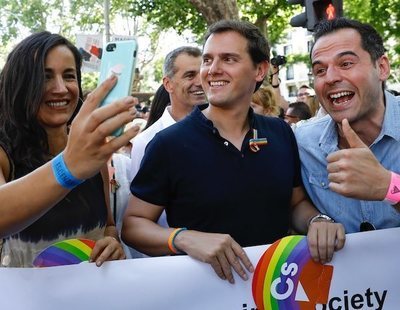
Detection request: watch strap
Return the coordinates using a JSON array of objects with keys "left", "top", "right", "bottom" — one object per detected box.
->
[{"left": 308, "top": 213, "right": 334, "bottom": 226}]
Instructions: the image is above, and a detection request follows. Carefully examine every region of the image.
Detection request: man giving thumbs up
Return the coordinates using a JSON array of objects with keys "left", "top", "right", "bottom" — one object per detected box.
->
[{"left": 294, "top": 18, "right": 400, "bottom": 233}]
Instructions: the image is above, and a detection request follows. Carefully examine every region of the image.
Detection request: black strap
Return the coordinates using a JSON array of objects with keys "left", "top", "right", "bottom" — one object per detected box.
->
[
  {"left": 110, "top": 159, "right": 117, "bottom": 223},
  {"left": 0, "top": 143, "right": 15, "bottom": 182}
]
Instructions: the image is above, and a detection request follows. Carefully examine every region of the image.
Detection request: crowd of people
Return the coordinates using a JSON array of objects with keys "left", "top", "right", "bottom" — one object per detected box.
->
[{"left": 0, "top": 17, "right": 398, "bottom": 290}]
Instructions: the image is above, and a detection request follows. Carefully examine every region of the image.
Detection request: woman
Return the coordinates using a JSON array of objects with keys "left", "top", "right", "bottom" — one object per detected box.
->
[
  {"left": 0, "top": 31, "right": 132, "bottom": 267},
  {"left": 143, "top": 84, "right": 170, "bottom": 130},
  {"left": 250, "top": 86, "right": 281, "bottom": 117}
]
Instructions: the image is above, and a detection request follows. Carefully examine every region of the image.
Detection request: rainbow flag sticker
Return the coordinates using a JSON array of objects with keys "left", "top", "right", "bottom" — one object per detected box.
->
[
  {"left": 252, "top": 235, "right": 333, "bottom": 310},
  {"left": 33, "top": 238, "right": 95, "bottom": 267}
]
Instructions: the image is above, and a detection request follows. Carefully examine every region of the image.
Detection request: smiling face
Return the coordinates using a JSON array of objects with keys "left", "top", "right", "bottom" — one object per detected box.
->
[
  {"left": 284, "top": 108, "right": 300, "bottom": 125},
  {"left": 296, "top": 87, "right": 311, "bottom": 102},
  {"left": 311, "top": 28, "right": 389, "bottom": 125},
  {"left": 164, "top": 53, "right": 205, "bottom": 108},
  {"left": 37, "top": 45, "right": 79, "bottom": 130},
  {"left": 200, "top": 31, "right": 268, "bottom": 109}
]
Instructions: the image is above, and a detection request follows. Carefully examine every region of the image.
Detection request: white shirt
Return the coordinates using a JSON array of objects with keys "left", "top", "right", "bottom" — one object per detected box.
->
[
  {"left": 109, "top": 153, "right": 143, "bottom": 258},
  {"left": 129, "top": 106, "right": 176, "bottom": 230},
  {"left": 129, "top": 106, "right": 176, "bottom": 181}
]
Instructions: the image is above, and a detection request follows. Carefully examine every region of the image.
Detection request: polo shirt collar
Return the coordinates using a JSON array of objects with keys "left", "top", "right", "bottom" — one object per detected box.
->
[
  {"left": 191, "top": 103, "right": 256, "bottom": 130},
  {"left": 191, "top": 104, "right": 213, "bottom": 128},
  {"left": 161, "top": 105, "right": 176, "bottom": 127},
  {"left": 381, "top": 91, "right": 400, "bottom": 141}
]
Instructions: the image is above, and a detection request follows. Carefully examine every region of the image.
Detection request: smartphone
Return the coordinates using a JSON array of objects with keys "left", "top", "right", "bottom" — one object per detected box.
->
[{"left": 98, "top": 39, "right": 138, "bottom": 136}]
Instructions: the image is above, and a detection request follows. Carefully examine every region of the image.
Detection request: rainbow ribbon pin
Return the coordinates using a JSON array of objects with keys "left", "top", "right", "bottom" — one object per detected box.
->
[{"left": 249, "top": 129, "right": 268, "bottom": 152}]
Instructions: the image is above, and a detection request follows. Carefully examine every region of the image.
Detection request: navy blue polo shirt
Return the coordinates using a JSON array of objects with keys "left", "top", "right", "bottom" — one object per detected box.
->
[{"left": 131, "top": 105, "right": 302, "bottom": 247}]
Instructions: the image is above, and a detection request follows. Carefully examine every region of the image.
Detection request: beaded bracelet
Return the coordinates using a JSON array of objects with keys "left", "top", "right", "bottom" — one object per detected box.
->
[
  {"left": 51, "top": 153, "right": 84, "bottom": 190},
  {"left": 168, "top": 227, "right": 187, "bottom": 254}
]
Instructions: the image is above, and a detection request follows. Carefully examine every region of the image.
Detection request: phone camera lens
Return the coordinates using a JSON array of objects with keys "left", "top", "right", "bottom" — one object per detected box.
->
[{"left": 106, "top": 43, "right": 116, "bottom": 52}]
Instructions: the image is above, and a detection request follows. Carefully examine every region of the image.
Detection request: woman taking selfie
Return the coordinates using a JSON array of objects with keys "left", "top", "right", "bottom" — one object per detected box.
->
[{"left": 0, "top": 31, "right": 138, "bottom": 267}]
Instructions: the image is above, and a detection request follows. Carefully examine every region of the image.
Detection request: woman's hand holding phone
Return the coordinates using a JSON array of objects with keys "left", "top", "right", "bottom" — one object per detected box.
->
[{"left": 63, "top": 75, "right": 140, "bottom": 181}]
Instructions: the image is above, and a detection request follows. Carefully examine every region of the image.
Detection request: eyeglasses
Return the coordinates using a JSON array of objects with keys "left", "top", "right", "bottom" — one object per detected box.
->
[
  {"left": 297, "top": 92, "right": 310, "bottom": 97},
  {"left": 360, "top": 221, "right": 376, "bottom": 232},
  {"left": 284, "top": 114, "right": 299, "bottom": 120}
]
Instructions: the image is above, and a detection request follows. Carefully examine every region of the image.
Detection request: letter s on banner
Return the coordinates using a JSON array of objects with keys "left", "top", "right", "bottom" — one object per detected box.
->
[{"left": 270, "top": 263, "right": 298, "bottom": 300}]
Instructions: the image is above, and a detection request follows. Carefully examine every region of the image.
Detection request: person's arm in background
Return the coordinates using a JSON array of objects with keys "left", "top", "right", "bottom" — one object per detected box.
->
[
  {"left": 0, "top": 76, "right": 140, "bottom": 239},
  {"left": 270, "top": 64, "right": 289, "bottom": 112},
  {"left": 89, "top": 164, "right": 126, "bottom": 266}
]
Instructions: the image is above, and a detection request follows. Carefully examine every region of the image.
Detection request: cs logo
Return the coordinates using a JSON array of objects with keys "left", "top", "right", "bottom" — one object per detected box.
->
[{"left": 252, "top": 236, "right": 333, "bottom": 310}]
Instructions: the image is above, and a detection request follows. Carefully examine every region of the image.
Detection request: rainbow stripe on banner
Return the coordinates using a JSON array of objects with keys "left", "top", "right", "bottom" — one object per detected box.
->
[
  {"left": 33, "top": 238, "right": 95, "bottom": 267},
  {"left": 252, "top": 235, "right": 333, "bottom": 310}
]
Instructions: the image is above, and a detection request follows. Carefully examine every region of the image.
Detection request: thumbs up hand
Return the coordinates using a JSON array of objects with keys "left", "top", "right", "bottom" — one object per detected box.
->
[
  {"left": 326, "top": 119, "right": 391, "bottom": 200},
  {"left": 340, "top": 118, "right": 368, "bottom": 149}
]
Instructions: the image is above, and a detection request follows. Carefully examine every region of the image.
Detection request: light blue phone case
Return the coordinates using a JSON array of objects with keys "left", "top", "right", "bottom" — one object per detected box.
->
[{"left": 98, "top": 40, "right": 138, "bottom": 136}]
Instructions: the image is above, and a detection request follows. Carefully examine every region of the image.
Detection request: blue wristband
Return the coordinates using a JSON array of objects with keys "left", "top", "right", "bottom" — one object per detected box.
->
[{"left": 51, "top": 153, "right": 84, "bottom": 189}]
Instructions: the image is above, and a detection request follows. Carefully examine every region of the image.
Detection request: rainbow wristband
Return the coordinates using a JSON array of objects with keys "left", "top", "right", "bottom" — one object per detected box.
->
[
  {"left": 51, "top": 153, "right": 84, "bottom": 190},
  {"left": 384, "top": 172, "right": 400, "bottom": 205},
  {"left": 168, "top": 227, "right": 187, "bottom": 254}
]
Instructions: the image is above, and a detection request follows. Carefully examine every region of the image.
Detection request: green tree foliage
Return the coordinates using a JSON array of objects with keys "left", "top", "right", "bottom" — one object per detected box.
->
[
  {"left": 1, "top": 0, "right": 399, "bottom": 85},
  {"left": 0, "top": 0, "right": 49, "bottom": 44},
  {"left": 345, "top": 0, "right": 400, "bottom": 72},
  {"left": 69, "top": 0, "right": 105, "bottom": 33},
  {"left": 128, "top": 0, "right": 296, "bottom": 45},
  {"left": 81, "top": 72, "right": 99, "bottom": 93},
  {"left": 2, "top": 0, "right": 399, "bottom": 48},
  {"left": 0, "top": 0, "right": 98, "bottom": 44},
  {"left": 127, "top": 0, "right": 208, "bottom": 40},
  {"left": 239, "top": 0, "right": 296, "bottom": 44}
]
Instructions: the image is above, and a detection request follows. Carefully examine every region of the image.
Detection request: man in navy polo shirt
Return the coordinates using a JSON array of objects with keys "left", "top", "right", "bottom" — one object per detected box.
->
[{"left": 122, "top": 20, "right": 345, "bottom": 284}]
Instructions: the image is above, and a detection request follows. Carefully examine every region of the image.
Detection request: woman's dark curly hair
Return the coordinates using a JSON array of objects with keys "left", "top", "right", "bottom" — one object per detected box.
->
[{"left": 0, "top": 31, "right": 83, "bottom": 175}]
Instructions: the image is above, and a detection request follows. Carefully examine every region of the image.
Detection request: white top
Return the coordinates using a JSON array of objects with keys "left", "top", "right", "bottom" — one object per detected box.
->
[
  {"left": 129, "top": 106, "right": 176, "bottom": 231},
  {"left": 109, "top": 153, "right": 143, "bottom": 258},
  {"left": 110, "top": 154, "right": 132, "bottom": 235},
  {"left": 129, "top": 106, "right": 176, "bottom": 181},
  {"left": 109, "top": 108, "right": 175, "bottom": 258}
]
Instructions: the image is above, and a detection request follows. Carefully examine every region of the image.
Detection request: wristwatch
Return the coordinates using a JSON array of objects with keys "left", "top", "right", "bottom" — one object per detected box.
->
[{"left": 308, "top": 213, "right": 334, "bottom": 226}]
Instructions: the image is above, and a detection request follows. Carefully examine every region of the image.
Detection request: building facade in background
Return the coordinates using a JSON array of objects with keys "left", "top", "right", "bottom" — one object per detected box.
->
[{"left": 274, "top": 28, "right": 314, "bottom": 102}]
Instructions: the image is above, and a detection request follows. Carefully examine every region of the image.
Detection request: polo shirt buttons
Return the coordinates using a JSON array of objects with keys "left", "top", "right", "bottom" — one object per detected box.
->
[
  {"left": 224, "top": 141, "right": 229, "bottom": 146},
  {"left": 321, "top": 182, "right": 326, "bottom": 187}
]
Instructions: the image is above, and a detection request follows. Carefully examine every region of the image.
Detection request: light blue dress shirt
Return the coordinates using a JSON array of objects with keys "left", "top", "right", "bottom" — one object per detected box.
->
[{"left": 295, "top": 91, "right": 400, "bottom": 233}]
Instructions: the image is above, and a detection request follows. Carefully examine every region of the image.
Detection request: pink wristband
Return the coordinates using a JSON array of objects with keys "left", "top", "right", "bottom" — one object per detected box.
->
[{"left": 384, "top": 172, "right": 400, "bottom": 205}]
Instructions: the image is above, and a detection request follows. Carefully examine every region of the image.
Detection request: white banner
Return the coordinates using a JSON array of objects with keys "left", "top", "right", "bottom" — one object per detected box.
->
[{"left": 0, "top": 228, "right": 398, "bottom": 310}]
